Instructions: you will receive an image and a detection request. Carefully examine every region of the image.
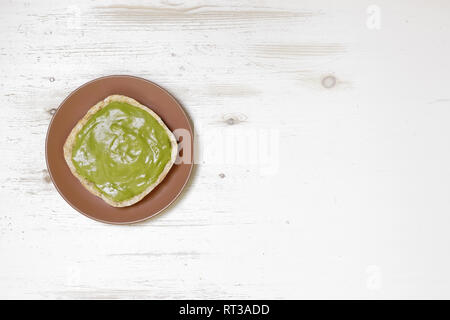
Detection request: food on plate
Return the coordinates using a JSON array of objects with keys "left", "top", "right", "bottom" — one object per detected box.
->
[{"left": 63, "top": 95, "right": 177, "bottom": 207}]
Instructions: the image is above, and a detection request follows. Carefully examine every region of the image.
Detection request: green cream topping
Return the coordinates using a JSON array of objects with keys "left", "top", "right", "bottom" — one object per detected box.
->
[{"left": 71, "top": 101, "right": 173, "bottom": 202}]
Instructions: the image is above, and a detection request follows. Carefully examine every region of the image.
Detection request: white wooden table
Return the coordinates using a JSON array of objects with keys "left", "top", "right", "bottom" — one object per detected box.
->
[{"left": 1, "top": 0, "right": 450, "bottom": 299}]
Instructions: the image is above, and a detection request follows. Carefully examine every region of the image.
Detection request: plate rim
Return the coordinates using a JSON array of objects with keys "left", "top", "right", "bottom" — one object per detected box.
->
[{"left": 45, "top": 75, "right": 194, "bottom": 225}]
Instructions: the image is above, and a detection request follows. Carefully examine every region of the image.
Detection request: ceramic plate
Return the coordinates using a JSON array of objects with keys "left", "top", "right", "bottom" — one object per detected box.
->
[{"left": 45, "top": 75, "right": 193, "bottom": 224}]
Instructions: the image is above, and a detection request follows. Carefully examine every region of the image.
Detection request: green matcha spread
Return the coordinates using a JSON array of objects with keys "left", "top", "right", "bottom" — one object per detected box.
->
[{"left": 71, "top": 101, "right": 173, "bottom": 202}]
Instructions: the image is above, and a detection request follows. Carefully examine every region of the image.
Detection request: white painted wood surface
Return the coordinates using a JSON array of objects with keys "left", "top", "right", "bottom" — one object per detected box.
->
[{"left": 1, "top": 0, "right": 450, "bottom": 299}]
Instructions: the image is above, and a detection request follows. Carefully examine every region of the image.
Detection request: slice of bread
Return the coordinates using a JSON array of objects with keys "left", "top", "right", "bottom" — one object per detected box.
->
[{"left": 63, "top": 94, "right": 178, "bottom": 207}]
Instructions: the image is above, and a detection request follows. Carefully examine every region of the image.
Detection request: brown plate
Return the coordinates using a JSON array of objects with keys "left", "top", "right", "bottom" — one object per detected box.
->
[{"left": 45, "top": 75, "right": 193, "bottom": 224}]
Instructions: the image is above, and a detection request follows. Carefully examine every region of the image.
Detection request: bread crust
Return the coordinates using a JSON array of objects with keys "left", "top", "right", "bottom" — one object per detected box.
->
[{"left": 63, "top": 94, "right": 178, "bottom": 207}]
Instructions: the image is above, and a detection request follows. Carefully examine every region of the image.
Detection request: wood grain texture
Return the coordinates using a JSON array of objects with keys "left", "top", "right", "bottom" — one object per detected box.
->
[{"left": 1, "top": 0, "right": 450, "bottom": 299}]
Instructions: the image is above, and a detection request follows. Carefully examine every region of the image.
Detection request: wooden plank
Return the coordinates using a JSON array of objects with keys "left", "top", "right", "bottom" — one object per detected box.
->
[{"left": 1, "top": 0, "right": 450, "bottom": 299}]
